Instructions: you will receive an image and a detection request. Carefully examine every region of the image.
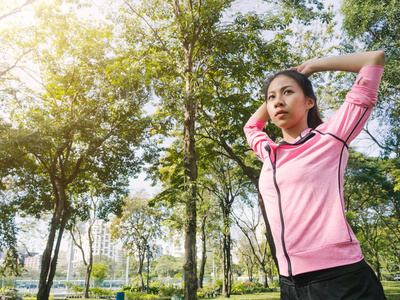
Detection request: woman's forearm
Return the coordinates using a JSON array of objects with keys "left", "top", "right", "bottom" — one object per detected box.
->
[
  {"left": 298, "top": 50, "right": 385, "bottom": 77},
  {"left": 251, "top": 102, "right": 270, "bottom": 121}
]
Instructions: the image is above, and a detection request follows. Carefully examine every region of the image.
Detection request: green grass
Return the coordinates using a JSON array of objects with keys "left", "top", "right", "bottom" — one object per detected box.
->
[
  {"left": 215, "top": 292, "right": 280, "bottom": 299},
  {"left": 21, "top": 281, "right": 398, "bottom": 300},
  {"left": 213, "top": 281, "right": 400, "bottom": 300},
  {"left": 382, "top": 281, "right": 400, "bottom": 300}
]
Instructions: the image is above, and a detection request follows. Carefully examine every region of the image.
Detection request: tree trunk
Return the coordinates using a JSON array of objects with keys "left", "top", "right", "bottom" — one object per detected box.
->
[
  {"left": 198, "top": 216, "right": 207, "bottom": 289},
  {"left": 83, "top": 220, "right": 94, "bottom": 298},
  {"left": 375, "top": 252, "right": 381, "bottom": 281},
  {"left": 138, "top": 251, "right": 145, "bottom": 292},
  {"left": 267, "top": 267, "right": 273, "bottom": 285},
  {"left": 83, "top": 264, "right": 92, "bottom": 298},
  {"left": 246, "top": 261, "right": 253, "bottom": 282},
  {"left": 261, "top": 268, "right": 268, "bottom": 288},
  {"left": 37, "top": 181, "right": 68, "bottom": 300},
  {"left": 222, "top": 231, "right": 231, "bottom": 297},
  {"left": 183, "top": 45, "right": 198, "bottom": 300}
]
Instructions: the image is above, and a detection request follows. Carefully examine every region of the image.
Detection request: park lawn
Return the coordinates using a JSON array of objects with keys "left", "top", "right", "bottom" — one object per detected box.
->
[
  {"left": 214, "top": 281, "right": 400, "bottom": 300},
  {"left": 382, "top": 281, "right": 400, "bottom": 300},
  {"left": 25, "top": 281, "right": 398, "bottom": 300},
  {"left": 215, "top": 292, "right": 280, "bottom": 300}
]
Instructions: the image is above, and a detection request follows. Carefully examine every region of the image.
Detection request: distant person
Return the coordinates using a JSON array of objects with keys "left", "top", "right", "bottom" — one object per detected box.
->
[{"left": 244, "top": 51, "right": 386, "bottom": 299}]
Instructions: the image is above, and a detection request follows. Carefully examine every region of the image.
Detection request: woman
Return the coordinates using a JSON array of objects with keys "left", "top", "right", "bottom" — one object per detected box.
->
[{"left": 244, "top": 51, "right": 386, "bottom": 299}]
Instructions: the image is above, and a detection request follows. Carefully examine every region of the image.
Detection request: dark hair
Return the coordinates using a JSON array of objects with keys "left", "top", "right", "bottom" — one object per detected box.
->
[{"left": 262, "top": 70, "right": 323, "bottom": 130}]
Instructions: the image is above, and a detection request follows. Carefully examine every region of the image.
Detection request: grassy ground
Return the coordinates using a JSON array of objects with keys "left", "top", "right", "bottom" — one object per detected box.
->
[
  {"left": 382, "top": 281, "right": 400, "bottom": 300},
  {"left": 214, "top": 281, "right": 400, "bottom": 300},
  {"left": 25, "top": 281, "right": 399, "bottom": 300}
]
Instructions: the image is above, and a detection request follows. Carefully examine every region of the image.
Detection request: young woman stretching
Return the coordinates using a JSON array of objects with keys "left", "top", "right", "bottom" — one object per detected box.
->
[{"left": 244, "top": 51, "right": 386, "bottom": 299}]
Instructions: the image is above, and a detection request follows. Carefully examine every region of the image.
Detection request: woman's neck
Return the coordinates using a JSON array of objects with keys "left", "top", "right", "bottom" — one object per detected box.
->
[{"left": 282, "top": 125, "right": 310, "bottom": 143}]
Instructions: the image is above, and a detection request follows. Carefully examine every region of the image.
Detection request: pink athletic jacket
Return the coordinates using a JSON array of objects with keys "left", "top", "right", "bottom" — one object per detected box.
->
[{"left": 244, "top": 65, "right": 384, "bottom": 277}]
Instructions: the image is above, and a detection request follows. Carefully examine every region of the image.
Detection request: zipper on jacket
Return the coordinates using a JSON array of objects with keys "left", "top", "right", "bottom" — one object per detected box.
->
[{"left": 266, "top": 144, "right": 293, "bottom": 277}]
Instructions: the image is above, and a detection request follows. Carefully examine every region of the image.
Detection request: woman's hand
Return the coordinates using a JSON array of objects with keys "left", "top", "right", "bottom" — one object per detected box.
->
[{"left": 290, "top": 59, "right": 316, "bottom": 77}]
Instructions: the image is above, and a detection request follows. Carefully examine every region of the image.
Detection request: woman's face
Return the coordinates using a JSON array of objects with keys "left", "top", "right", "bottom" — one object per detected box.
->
[{"left": 266, "top": 75, "right": 314, "bottom": 131}]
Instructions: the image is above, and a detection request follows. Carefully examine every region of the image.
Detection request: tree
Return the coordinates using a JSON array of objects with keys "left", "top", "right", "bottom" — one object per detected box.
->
[
  {"left": 117, "top": 1, "right": 335, "bottom": 297},
  {"left": 110, "top": 190, "right": 164, "bottom": 292},
  {"left": 237, "top": 237, "right": 256, "bottom": 282},
  {"left": 0, "top": 0, "right": 36, "bottom": 273},
  {"left": 233, "top": 200, "right": 276, "bottom": 287},
  {"left": 340, "top": 0, "right": 400, "bottom": 186},
  {"left": 153, "top": 255, "right": 184, "bottom": 278},
  {"left": 115, "top": 1, "right": 258, "bottom": 297},
  {"left": 92, "top": 262, "right": 108, "bottom": 287},
  {"left": 193, "top": 0, "right": 336, "bottom": 276},
  {"left": 196, "top": 187, "right": 220, "bottom": 289},
  {"left": 0, "top": 1, "right": 149, "bottom": 298},
  {"left": 344, "top": 151, "right": 400, "bottom": 277},
  {"left": 69, "top": 188, "right": 102, "bottom": 299},
  {"left": 198, "top": 154, "right": 250, "bottom": 297}
]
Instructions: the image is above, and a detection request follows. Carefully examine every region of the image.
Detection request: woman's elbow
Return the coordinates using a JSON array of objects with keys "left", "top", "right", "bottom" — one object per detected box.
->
[{"left": 372, "top": 50, "right": 386, "bottom": 66}]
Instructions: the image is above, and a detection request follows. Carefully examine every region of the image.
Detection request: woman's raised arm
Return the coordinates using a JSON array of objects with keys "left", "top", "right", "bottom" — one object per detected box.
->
[{"left": 294, "top": 50, "right": 385, "bottom": 77}]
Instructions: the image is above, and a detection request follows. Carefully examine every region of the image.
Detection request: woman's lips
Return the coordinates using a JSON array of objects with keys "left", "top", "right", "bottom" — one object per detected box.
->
[{"left": 275, "top": 110, "right": 288, "bottom": 118}]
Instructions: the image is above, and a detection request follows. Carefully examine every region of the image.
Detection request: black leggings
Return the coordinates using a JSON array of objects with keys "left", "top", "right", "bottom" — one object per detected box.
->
[{"left": 279, "top": 260, "right": 387, "bottom": 300}]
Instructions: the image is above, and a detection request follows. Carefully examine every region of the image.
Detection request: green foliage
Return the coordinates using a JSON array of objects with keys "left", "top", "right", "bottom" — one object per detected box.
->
[
  {"left": 153, "top": 255, "right": 184, "bottom": 278},
  {"left": 89, "top": 287, "right": 113, "bottom": 298},
  {"left": 0, "top": 0, "right": 150, "bottom": 292},
  {"left": 66, "top": 281, "right": 84, "bottom": 294},
  {"left": 158, "top": 285, "right": 184, "bottom": 297},
  {"left": 0, "top": 248, "right": 24, "bottom": 277},
  {"left": 230, "top": 281, "right": 275, "bottom": 295},
  {"left": 340, "top": 0, "right": 400, "bottom": 163},
  {"left": 0, "top": 286, "right": 19, "bottom": 299},
  {"left": 92, "top": 262, "right": 109, "bottom": 286}
]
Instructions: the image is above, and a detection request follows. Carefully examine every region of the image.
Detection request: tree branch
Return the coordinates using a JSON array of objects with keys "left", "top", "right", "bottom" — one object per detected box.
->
[
  {"left": 125, "top": 0, "right": 175, "bottom": 59},
  {"left": 0, "top": 0, "right": 36, "bottom": 21}
]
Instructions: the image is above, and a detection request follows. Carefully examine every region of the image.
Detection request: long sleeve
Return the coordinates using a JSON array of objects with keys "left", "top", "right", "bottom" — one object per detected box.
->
[
  {"left": 243, "top": 117, "right": 274, "bottom": 162},
  {"left": 316, "top": 65, "right": 384, "bottom": 145}
]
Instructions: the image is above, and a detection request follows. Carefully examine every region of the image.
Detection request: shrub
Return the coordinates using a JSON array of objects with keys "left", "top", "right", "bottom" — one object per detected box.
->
[
  {"left": 89, "top": 287, "right": 114, "bottom": 298},
  {"left": 158, "top": 285, "right": 183, "bottom": 297},
  {"left": 231, "top": 281, "right": 277, "bottom": 295},
  {"left": 123, "top": 291, "right": 159, "bottom": 299},
  {"left": 0, "top": 286, "right": 22, "bottom": 300}
]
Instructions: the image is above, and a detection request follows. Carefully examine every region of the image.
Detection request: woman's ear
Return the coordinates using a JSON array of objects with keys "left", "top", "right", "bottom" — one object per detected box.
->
[{"left": 306, "top": 97, "right": 315, "bottom": 109}]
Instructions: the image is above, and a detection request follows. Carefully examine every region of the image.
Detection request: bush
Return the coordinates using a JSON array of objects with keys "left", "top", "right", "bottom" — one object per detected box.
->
[
  {"left": 123, "top": 291, "right": 159, "bottom": 300},
  {"left": 122, "top": 285, "right": 159, "bottom": 295},
  {"left": 231, "top": 281, "right": 276, "bottom": 295},
  {"left": 89, "top": 287, "right": 114, "bottom": 298},
  {"left": 65, "top": 281, "right": 83, "bottom": 294},
  {"left": 0, "top": 287, "right": 22, "bottom": 300},
  {"left": 158, "top": 285, "right": 183, "bottom": 297}
]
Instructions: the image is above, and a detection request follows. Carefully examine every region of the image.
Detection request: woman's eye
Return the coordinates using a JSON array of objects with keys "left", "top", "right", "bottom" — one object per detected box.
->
[
  {"left": 284, "top": 90, "right": 292, "bottom": 94},
  {"left": 268, "top": 95, "right": 275, "bottom": 101}
]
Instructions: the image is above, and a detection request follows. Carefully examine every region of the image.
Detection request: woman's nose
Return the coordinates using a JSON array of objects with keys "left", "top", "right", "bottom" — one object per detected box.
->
[{"left": 274, "top": 97, "right": 284, "bottom": 108}]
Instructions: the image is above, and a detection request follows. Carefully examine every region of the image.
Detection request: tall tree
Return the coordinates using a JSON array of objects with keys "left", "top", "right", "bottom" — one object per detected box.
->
[
  {"left": 0, "top": 2, "right": 149, "bottom": 299},
  {"left": 340, "top": 0, "right": 400, "bottom": 183},
  {"left": 68, "top": 186, "right": 104, "bottom": 299},
  {"left": 115, "top": 1, "right": 241, "bottom": 297},
  {"left": 233, "top": 200, "right": 275, "bottom": 287},
  {"left": 0, "top": 1, "right": 36, "bottom": 272},
  {"left": 110, "top": 190, "right": 164, "bottom": 292},
  {"left": 198, "top": 153, "right": 251, "bottom": 297},
  {"left": 344, "top": 151, "right": 400, "bottom": 277},
  {"left": 118, "top": 1, "right": 334, "bottom": 297},
  {"left": 194, "top": 0, "right": 335, "bottom": 274}
]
